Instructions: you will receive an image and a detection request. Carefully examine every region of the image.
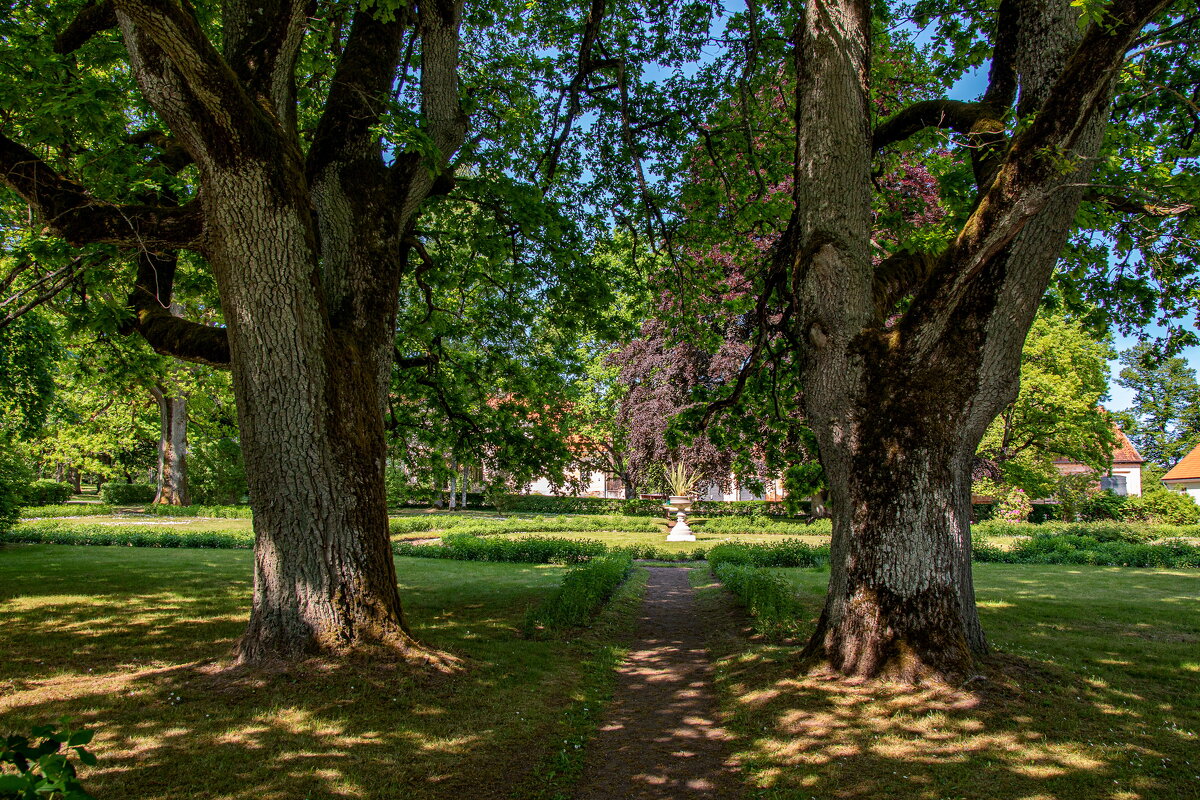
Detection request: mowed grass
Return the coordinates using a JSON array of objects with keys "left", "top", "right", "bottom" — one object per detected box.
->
[
  {"left": 701, "top": 564, "right": 1200, "bottom": 799},
  {"left": 0, "top": 544, "right": 626, "bottom": 800}
]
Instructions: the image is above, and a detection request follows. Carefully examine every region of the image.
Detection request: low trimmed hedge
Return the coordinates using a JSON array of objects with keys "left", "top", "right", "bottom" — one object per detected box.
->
[
  {"left": 523, "top": 552, "right": 634, "bottom": 635},
  {"left": 973, "top": 520, "right": 1200, "bottom": 544},
  {"left": 99, "top": 483, "right": 156, "bottom": 504},
  {"left": 138, "top": 504, "right": 253, "bottom": 518},
  {"left": 3, "top": 521, "right": 254, "bottom": 548},
  {"left": 713, "top": 562, "right": 808, "bottom": 637},
  {"left": 393, "top": 533, "right": 609, "bottom": 564},
  {"left": 708, "top": 539, "right": 831, "bottom": 569},
  {"left": 975, "top": 534, "right": 1200, "bottom": 567},
  {"left": 18, "top": 504, "right": 115, "bottom": 518},
  {"left": 20, "top": 480, "right": 74, "bottom": 506}
]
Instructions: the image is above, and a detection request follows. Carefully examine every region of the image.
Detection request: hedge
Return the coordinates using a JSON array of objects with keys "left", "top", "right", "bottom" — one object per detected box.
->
[
  {"left": 708, "top": 539, "right": 830, "bottom": 569},
  {"left": 973, "top": 519, "right": 1200, "bottom": 544},
  {"left": 713, "top": 562, "right": 808, "bottom": 637},
  {"left": 3, "top": 521, "right": 253, "bottom": 548},
  {"left": 20, "top": 480, "right": 74, "bottom": 506},
  {"left": 18, "top": 504, "right": 115, "bottom": 518},
  {"left": 974, "top": 534, "right": 1200, "bottom": 567},
  {"left": 393, "top": 533, "right": 609, "bottom": 564},
  {"left": 523, "top": 553, "right": 634, "bottom": 635},
  {"left": 99, "top": 483, "right": 156, "bottom": 504},
  {"left": 138, "top": 504, "right": 254, "bottom": 518}
]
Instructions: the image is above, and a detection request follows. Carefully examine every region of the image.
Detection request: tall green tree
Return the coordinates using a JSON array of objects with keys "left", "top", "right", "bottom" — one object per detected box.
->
[
  {"left": 977, "top": 308, "right": 1116, "bottom": 496},
  {"left": 0, "top": 0, "right": 713, "bottom": 664},
  {"left": 1115, "top": 341, "right": 1200, "bottom": 467}
]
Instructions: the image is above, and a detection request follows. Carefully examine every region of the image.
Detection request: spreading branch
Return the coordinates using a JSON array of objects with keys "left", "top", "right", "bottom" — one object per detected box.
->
[
  {"left": 55, "top": 0, "right": 117, "bottom": 54},
  {"left": 1087, "top": 191, "right": 1194, "bottom": 217},
  {"left": 122, "top": 251, "right": 230, "bottom": 367},
  {"left": 0, "top": 132, "right": 203, "bottom": 249}
]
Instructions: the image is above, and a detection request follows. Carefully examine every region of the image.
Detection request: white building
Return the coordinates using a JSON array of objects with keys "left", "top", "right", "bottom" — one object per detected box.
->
[{"left": 1162, "top": 444, "right": 1200, "bottom": 501}]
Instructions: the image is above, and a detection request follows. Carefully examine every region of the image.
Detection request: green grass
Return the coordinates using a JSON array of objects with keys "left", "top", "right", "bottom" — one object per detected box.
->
[
  {"left": 0, "top": 544, "right": 633, "bottom": 800},
  {"left": 701, "top": 563, "right": 1200, "bottom": 800}
]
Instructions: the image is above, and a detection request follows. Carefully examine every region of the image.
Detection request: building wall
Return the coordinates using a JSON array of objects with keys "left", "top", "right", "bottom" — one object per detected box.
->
[
  {"left": 1165, "top": 480, "right": 1200, "bottom": 502},
  {"left": 1111, "top": 465, "right": 1142, "bottom": 497}
]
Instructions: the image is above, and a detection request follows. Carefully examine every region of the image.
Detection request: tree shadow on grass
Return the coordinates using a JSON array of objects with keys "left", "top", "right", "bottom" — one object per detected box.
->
[
  {"left": 709, "top": 565, "right": 1200, "bottom": 800},
  {"left": 0, "top": 549, "right": 584, "bottom": 800}
]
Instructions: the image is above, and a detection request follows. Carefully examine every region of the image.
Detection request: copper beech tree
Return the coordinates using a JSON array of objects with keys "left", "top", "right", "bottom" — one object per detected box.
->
[{"left": 745, "top": 0, "right": 1179, "bottom": 679}]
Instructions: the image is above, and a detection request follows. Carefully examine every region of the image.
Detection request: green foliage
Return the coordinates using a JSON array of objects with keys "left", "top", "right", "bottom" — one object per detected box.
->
[
  {"left": 0, "top": 720, "right": 97, "bottom": 800},
  {"left": 188, "top": 438, "right": 247, "bottom": 505},
  {"left": 3, "top": 521, "right": 253, "bottom": 549},
  {"left": 98, "top": 483, "right": 155, "bottom": 505},
  {"left": 138, "top": 504, "right": 252, "bottom": 519},
  {"left": 1114, "top": 342, "right": 1200, "bottom": 468},
  {"left": 664, "top": 463, "right": 700, "bottom": 497},
  {"left": 971, "top": 478, "right": 1032, "bottom": 522},
  {"left": 977, "top": 309, "right": 1116, "bottom": 495},
  {"left": 1123, "top": 488, "right": 1200, "bottom": 525},
  {"left": 522, "top": 553, "right": 634, "bottom": 636},
  {"left": 394, "top": 533, "right": 609, "bottom": 565},
  {"left": 495, "top": 495, "right": 664, "bottom": 516},
  {"left": 0, "top": 311, "right": 59, "bottom": 437},
  {"left": 1079, "top": 490, "right": 1127, "bottom": 521},
  {"left": 0, "top": 433, "right": 29, "bottom": 534},
  {"left": 975, "top": 534, "right": 1200, "bottom": 568},
  {"left": 707, "top": 540, "right": 831, "bottom": 569},
  {"left": 972, "top": 519, "right": 1195, "bottom": 543},
  {"left": 13, "top": 504, "right": 113, "bottom": 518},
  {"left": 701, "top": 515, "right": 830, "bottom": 536},
  {"left": 1053, "top": 472, "right": 1101, "bottom": 522},
  {"left": 712, "top": 562, "right": 808, "bottom": 638},
  {"left": 19, "top": 480, "right": 72, "bottom": 506}
]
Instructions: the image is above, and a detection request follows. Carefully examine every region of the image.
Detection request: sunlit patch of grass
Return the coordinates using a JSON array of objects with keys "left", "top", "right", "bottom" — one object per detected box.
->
[
  {"left": 698, "top": 563, "right": 1200, "bottom": 800},
  {"left": 0, "top": 544, "right": 631, "bottom": 799}
]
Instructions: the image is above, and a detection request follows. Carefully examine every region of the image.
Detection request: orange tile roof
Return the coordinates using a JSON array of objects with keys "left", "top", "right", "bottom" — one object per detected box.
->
[
  {"left": 1163, "top": 443, "right": 1200, "bottom": 481},
  {"left": 1054, "top": 423, "right": 1144, "bottom": 467},
  {"left": 1111, "top": 428, "right": 1144, "bottom": 464}
]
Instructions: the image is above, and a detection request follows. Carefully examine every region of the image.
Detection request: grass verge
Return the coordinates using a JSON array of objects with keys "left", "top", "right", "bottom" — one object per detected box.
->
[{"left": 0, "top": 545, "right": 637, "bottom": 800}]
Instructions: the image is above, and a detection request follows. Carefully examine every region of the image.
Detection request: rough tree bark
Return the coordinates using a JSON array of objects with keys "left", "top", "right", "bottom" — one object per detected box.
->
[
  {"left": 1, "top": 0, "right": 467, "bottom": 664},
  {"left": 770, "top": 0, "right": 1170, "bottom": 680},
  {"left": 150, "top": 384, "right": 189, "bottom": 506}
]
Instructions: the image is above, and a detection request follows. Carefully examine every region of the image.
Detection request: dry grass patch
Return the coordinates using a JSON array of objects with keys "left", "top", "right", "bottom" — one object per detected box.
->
[
  {"left": 698, "top": 564, "right": 1200, "bottom": 800},
  {"left": 0, "top": 544, "right": 631, "bottom": 800}
]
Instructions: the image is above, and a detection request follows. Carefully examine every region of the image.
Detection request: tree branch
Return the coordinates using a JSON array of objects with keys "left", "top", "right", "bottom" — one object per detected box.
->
[
  {"left": 306, "top": 7, "right": 410, "bottom": 183},
  {"left": 122, "top": 251, "right": 230, "bottom": 367},
  {"left": 0, "top": 131, "right": 203, "bottom": 249},
  {"left": 872, "top": 99, "right": 989, "bottom": 151},
  {"left": 1086, "top": 191, "right": 1194, "bottom": 217},
  {"left": 55, "top": 0, "right": 117, "bottom": 54}
]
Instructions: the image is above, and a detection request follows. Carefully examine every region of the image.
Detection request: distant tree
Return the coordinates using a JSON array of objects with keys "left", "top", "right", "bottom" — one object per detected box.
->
[
  {"left": 1115, "top": 342, "right": 1200, "bottom": 467},
  {"left": 977, "top": 308, "right": 1116, "bottom": 496}
]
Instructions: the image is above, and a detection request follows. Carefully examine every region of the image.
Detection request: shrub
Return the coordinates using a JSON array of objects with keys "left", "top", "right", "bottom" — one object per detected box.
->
[
  {"left": 1080, "top": 490, "right": 1126, "bottom": 521},
  {"left": 0, "top": 720, "right": 97, "bottom": 800},
  {"left": 13, "top": 504, "right": 114, "bottom": 518},
  {"left": 713, "top": 562, "right": 808, "bottom": 637},
  {"left": 523, "top": 553, "right": 634, "bottom": 635},
  {"left": 707, "top": 540, "right": 830, "bottom": 569},
  {"left": 972, "top": 519, "right": 1197, "bottom": 543},
  {"left": 189, "top": 438, "right": 248, "bottom": 505},
  {"left": 972, "top": 478, "right": 1031, "bottom": 522},
  {"left": 19, "top": 480, "right": 73, "bottom": 506},
  {"left": 3, "top": 521, "right": 254, "bottom": 549},
  {"left": 0, "top": 435, "right": 29, "bottom": 534},
  {"left": 393, "top": 533, "right": 609, "bottom": 564},
  {"left": 1122, "top": 489, "right": 1200, "bottom": 525},
  {"left": 138, "top": 504, "right": 253, "bottom": 519},
  {"left": 99, "top": 483, "right": 156, "bottom": 505},
  {"left": 974, "top": 533, "right": 1200, "bottom": 568},
  {"left": 702, "top": 515, "right": 830, "bottom": 536}
]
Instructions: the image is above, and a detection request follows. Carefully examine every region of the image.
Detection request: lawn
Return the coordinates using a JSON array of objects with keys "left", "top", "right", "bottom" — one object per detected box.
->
[
  {"left": 0, "top": 544, "right": 635, "bottom": 800},
  {"left": 701, "top": 563, "right": 1200, "bottom": 800}
]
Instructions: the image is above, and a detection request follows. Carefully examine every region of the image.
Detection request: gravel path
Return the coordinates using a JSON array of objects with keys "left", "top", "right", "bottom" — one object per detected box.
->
[{"left": 574, "top": 566, "right": 740, "bottom": 799}]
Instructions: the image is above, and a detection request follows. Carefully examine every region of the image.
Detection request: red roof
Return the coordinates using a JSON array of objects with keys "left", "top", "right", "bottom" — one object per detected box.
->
[{"left": 1163, "top": 443, "right": 1200, "bottom": 482}]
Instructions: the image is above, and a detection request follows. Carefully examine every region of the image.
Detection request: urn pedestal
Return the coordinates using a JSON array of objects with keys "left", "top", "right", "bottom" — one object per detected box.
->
[{"left": 664, "top": 496, "right": 696, "bottom": 542}]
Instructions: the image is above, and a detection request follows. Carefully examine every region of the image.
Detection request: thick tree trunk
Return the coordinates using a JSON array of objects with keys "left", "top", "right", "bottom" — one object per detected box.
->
[{"left": 150, "top": 384, "right": 190, "bottom": 506}]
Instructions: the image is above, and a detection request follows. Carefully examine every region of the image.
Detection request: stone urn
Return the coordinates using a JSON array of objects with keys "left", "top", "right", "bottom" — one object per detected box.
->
[{"left": 664, "top": 496, "right": 695, "bottom": 542}]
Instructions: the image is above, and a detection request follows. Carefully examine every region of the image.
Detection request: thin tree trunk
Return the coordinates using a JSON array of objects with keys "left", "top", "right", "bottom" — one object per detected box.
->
[{"left": 150, "top": 384, "right": 190, "bottom": 506}]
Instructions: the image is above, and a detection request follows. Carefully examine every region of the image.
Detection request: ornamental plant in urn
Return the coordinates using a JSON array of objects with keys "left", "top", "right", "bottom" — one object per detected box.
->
[{"left": 664, "top": 463, "right": 699, "bottom": 541}]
